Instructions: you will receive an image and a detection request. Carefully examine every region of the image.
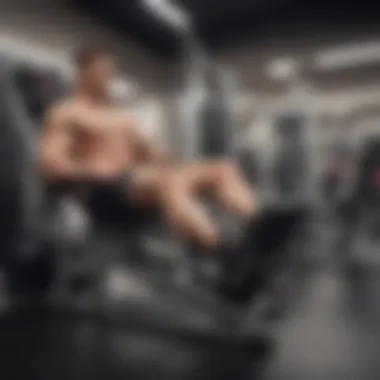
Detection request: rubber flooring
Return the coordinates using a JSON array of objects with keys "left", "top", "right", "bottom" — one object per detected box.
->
[{"left": 0, "top": 265, "right": 379, "bottom": 380}]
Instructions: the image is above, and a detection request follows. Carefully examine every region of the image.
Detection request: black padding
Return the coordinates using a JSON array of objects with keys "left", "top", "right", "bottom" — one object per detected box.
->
[
  {"left": 219, "top": 207, "right": 307, "bottom": 304},
  {"left": 0, "top": 61, "right": 66, "bottom": 266},
  {"left": 13, "top": 64, "right": 66, "bottom": 125},
  {"left": 7, "top": 239, "right": 55, "bottom": 295},
  {"left": 0, "top": 62, "right": 33, "bottom": 254}
]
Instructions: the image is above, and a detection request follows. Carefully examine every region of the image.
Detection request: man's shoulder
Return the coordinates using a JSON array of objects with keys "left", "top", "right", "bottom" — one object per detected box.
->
[
  {"left": 48, "top": 97, "right": 88, "bottom": 120},
  {"left": 44, "top": 98, "right": 80, "bottom": 129},
  {"left": 48, "top": 98, "right": 71, "bottom": 116}
]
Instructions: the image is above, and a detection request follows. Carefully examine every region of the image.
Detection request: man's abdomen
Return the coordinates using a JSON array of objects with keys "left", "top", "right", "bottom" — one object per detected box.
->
[{"left": 79, "top": 137, "right": 135, "bottom": 176}]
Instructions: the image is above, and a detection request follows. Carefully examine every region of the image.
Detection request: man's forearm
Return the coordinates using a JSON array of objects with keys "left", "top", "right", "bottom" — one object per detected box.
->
[
  {"left": 41, "top": 155, "right": 106, "bottom": 184},
  {"left": 43, "top": 161, "right": 90, "bottom": 182},
  {"left": 131, "top": 126, "right": 179, "bottom": 165}
]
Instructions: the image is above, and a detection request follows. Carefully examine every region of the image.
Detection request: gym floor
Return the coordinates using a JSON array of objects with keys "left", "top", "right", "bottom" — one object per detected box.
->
[
  {"left": 0, "top": 264, "right": 379, "bottom": 380},
  {"left": 265, "top": 265, "right": 380, "bottom": 380}
]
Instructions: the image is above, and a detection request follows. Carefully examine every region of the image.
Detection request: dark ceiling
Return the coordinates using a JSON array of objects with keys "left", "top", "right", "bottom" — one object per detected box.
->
[{"left": 70, "top": 0, "right": 380, "bottom": 60}]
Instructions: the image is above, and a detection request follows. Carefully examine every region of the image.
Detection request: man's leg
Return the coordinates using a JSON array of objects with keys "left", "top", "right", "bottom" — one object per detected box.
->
[
  {"left": 125, "top": 160, "right": 255, "bottom": 248},
  {"left": 127, "top": 166, "right": 219, "bottom": 249},
  {"left": 162, "top": 184, "right": 219, "bottom": 249},
  {"left": 175, "top": 160, "right": 257, "bottom": 221}
]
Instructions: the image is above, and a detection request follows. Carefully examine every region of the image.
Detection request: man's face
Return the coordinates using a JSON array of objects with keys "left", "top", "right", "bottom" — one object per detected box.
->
[{"left": 82, "top": 55, "right": 114, "bottom": 98}]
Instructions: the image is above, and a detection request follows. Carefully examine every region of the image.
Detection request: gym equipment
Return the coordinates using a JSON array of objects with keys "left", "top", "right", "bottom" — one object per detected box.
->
[
  {"left": 273, "top": 114, "right": 308, "bottom": 199},
  {"left": 270, "top": 113, "right": 313, "bottom": 208},
  {"left": 162, "top": 0, "right": 311, "bottom": 314},
  {"left": 267, "top": 110, "right": 320, "bottom": 251},
  {"left": 0, "top": 59, "right": 273, "bottom": 359},
  {"left": 237, "top": 147, "right": 261, "bottom": 185},
  {"left": 321, "top": 143, "right": 357, "bottom": 260},
  {"left": 184, "top": 87, "right": 308, "bottom": 313},
  {"left": 356, "top": 137, "right": 380, "bottom": 207},
  {"left": 250, "top": 109, "right": 320, "bottom": 314},
  {"left": 342, "top": 135, "right": 380, "bottom": 266},
  {"left": 0, "top": 60, "right": 46, "bottom": 276},
  {"left": 197, "top": 68, "right": 237, "bottom": 159}
]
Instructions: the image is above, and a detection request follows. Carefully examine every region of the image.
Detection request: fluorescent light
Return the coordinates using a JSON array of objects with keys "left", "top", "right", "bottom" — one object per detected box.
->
[
  {"left": 266, "top": 57, "right": 298, "bottom": 81},
  {"left": 141, "top": 0, "right": 190, "bottom": 32},
  {"left": 314, "top": 41, "right": 380, "bottom": 70}
]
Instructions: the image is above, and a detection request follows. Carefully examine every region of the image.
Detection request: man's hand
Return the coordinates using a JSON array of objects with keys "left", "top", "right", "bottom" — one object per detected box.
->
[
  {"left": 126, "top": 119, "right": 174, "bottom": 164},
  {"left": 86, "top": 160, "right": 122, "bottom": 182}
]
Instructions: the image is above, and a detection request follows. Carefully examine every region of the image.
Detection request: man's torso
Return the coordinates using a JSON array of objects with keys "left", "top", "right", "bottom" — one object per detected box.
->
[{"left": 67, "top": 100, "right": 137, "bottom": 174}]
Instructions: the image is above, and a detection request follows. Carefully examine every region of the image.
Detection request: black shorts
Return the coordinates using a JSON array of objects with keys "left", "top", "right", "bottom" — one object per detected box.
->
[{"left": 87, "top": 170, "right": 140, "bottom": 223}]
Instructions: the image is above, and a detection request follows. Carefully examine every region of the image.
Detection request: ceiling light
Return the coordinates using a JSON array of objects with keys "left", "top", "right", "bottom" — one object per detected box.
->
[
  {"left": 141, "top": 0, "right": 191, "bottom": 33},
  {"left": 266, "top": 57, "right": 298, "bottom": 82},
  {"left": 314, "top": 41, "right": 380, "bottom": 70}
]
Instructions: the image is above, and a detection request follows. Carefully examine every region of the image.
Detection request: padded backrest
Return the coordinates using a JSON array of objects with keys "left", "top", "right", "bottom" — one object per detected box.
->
[
  {"left": 0, "top": 63, "right": 24, "bottom": 244},
  {"left": 13, "top": 64, "right": 66, "bottom": 127},
  {"left": 0, "top": 61, "right": 39, "bottom": 256},
  {"left": 13, "top": 64, "right": 68, "bottom": 212},
  {"left": 0, "top": 60, "right": 66, "bottom": 256}
]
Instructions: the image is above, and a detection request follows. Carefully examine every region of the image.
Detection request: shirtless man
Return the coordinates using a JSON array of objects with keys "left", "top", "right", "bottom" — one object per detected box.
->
[{"left": 39, "top": 44, "right": 256, "bottom": 249}]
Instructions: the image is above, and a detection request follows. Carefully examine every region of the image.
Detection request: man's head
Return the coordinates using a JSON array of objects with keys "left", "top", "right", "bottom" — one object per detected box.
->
[{"left": 74, "top": 43, "right": 114, "bottom": 100}]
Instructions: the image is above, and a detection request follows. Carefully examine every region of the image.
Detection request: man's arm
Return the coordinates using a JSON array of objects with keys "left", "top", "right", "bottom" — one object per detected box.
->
[
  {"left": 70, "top": 105, "right": 173, "bottom": 163},
  {"left": 129, "top": 121, "right": 175, "bottom": 164}
]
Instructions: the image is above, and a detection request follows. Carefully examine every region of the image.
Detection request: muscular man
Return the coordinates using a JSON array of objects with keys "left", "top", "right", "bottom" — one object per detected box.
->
[{"left": 39, "top": 44, "right": 256, "bottom": 250}]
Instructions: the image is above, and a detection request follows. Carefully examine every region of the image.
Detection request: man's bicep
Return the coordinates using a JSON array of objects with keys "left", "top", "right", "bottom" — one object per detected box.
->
[
  {"left": 130, "top": 123, "right": 170, "bottom": 162},
  {"left": 40, "top": 108, "right": 73, "bottom": 160},
  {"left": 130, "top": 124, "right": 156, "bottom": 157}
]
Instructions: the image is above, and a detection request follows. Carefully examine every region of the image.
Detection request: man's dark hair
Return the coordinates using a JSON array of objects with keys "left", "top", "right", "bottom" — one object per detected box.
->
[{"left": 74, "top": 43, "right": 110, "bottom": 69}]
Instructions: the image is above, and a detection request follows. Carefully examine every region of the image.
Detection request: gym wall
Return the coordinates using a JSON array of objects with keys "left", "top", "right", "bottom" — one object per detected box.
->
[{"left": 216, "top": 33, "right": 380, "bottom": 118}]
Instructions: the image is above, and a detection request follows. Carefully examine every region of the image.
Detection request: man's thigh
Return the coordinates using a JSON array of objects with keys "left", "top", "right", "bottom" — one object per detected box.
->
[
  {"left": 127, "top": 160, "right": 229, "bottom": 205},
  {"left": 127, "top": 164, "right": 172, "bottom": 206},
  {"left": 87, "top": 164, "right": 174, "bottom": 214},
  {"left": 173, "top": 159, "right": 234, "bottom": 192},
  {"left": 87, "top": 181, "right": 134, "bottom": 221}
]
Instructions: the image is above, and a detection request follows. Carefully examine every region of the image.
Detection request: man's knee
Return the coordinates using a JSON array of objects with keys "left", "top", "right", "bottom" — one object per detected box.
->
[
  {"left": 214, "top": 160, "right": 240, "bottom": 182},
  {"left": 163, "top": 160, "right": 240, "bottom": 194},
  {"left": 156, "top": 169, "right": 188, "bottom": 204}
]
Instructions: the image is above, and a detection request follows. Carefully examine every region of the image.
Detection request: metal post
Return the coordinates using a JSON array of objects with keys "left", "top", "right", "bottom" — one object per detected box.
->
[{"left": 177, "top": 31, "right": 207, "bottom": 160}]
